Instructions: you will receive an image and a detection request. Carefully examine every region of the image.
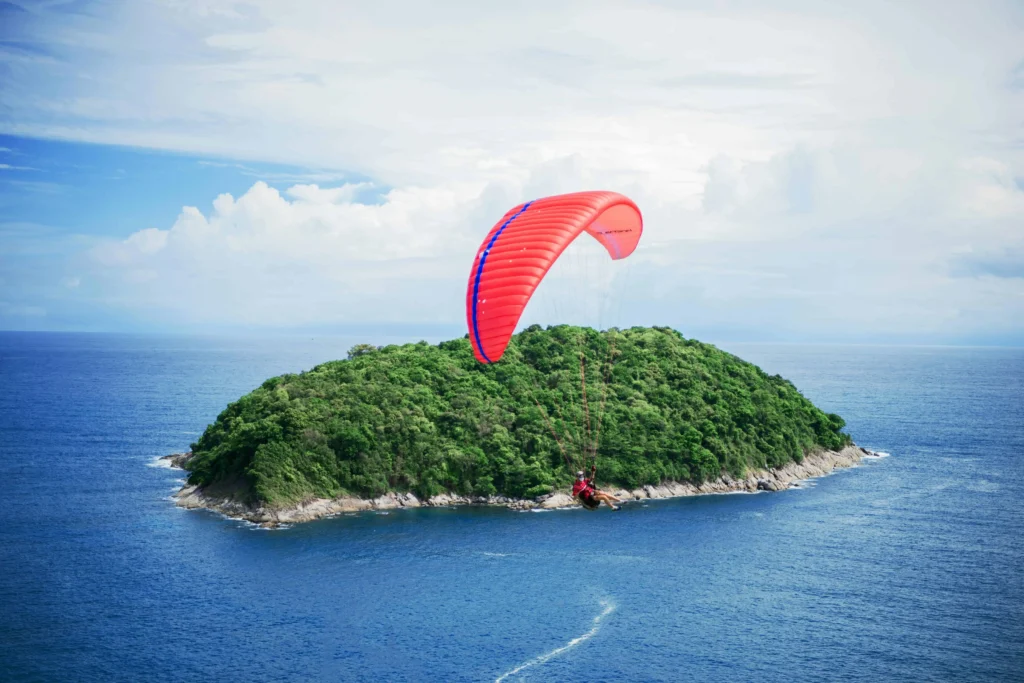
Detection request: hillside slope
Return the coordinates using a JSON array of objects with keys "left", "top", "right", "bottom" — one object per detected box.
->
[{"left": 184, "top": 326, "right": 850, "bottom": 507}]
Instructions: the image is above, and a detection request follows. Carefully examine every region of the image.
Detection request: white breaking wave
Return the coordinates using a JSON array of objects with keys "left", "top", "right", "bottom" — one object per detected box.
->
[
  {"left": 495, "top": 599, "right": 616, "bottom": 683},
  {"left": 146, "top": 456, "right": 176, "bottom": 469}
]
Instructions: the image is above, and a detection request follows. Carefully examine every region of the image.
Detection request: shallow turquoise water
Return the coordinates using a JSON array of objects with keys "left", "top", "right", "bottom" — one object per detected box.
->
[{"left": 1, "top": 334, "right": 1021, "bottom": 681}]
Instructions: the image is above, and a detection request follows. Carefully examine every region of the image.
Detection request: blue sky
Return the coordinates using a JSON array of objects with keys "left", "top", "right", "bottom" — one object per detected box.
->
[
  {"left": 0, "top": 134, "right": 379, "bottom": 331},
  {"left": 1, "top": 0, "right": 1022, "bottom": 344},
  {"left": 0, "top": 134, "right": 372, "bottom": 238}
]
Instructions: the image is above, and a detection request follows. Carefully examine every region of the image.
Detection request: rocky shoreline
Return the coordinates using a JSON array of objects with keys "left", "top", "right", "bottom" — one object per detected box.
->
[{"left": 164, "top": 445, "right": 877, "bottom": 527}]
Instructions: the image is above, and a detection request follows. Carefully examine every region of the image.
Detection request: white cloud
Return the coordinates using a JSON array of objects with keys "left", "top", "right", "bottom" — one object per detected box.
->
[
  {"left": 958, "top": 157, "right": 1024, "bottom": 219},
  {"left": 92, "top": 227, "right": 169, "bottom": 265},
  {"left": 84, "top": 180, "right": 498, "bottom": 326},
  {"left": 3, "top": 0, "right": 1024, "bottom": 339}
]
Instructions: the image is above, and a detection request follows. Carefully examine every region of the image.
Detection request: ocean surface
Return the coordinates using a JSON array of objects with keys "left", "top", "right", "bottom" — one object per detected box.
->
[{"left": 1, "top": 332, "right": 1022, "bottom": 682}]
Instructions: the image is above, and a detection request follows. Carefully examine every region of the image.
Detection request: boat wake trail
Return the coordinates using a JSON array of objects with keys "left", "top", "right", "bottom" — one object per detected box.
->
[{"left": 495, "top": 599, "right": 616, "bottom": 682}]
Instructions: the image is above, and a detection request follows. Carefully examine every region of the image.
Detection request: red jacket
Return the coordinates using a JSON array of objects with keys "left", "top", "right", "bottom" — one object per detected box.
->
[{"left": 572, "top": 478, "right": 595, "bottom": 498}]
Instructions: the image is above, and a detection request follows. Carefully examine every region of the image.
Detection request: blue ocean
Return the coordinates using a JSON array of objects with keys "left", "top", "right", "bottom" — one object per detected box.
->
[{"left": 1, "top": 333, "right": 1021, "bottom": 682}]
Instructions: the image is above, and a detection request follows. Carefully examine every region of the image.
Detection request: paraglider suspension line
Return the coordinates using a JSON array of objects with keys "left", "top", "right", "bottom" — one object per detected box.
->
[
  {"left": 580, "top": 352, "right": 592, "bottom": 466},
  {"left": 591, "top": 336, "right": 616, "bottom": 466}
]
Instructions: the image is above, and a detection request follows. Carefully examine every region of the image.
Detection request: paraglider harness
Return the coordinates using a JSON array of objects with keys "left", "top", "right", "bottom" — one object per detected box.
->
[{"left": 574, "top": 466, "right": 601, "bottom": 510}]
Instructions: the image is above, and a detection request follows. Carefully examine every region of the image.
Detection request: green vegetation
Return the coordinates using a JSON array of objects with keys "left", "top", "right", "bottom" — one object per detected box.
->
[{"left": 185, "top": 325, "right": 850, "bottom": 507}]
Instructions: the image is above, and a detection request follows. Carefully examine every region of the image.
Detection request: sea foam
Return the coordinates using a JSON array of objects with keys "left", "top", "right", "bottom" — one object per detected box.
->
[{"left": 146, "top": 456, "right": 177, "bottom": 469}]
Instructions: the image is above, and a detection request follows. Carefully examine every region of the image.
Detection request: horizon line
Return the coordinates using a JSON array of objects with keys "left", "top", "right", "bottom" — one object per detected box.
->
[{"left": 1, "top": 327, "right": 1021, "bottom": 350}]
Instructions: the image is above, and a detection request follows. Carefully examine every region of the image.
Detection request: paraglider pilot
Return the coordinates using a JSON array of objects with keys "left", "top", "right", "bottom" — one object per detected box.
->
[{"left": 572, "top": 465, "right": 622, "bottom": 511}]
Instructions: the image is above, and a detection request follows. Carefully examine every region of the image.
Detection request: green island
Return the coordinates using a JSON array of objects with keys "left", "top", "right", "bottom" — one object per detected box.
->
[{"left": 182, "top": 325, "right": 851, "bottom": 510}]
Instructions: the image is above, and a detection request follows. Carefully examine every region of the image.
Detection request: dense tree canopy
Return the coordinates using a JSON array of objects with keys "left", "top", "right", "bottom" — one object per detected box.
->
[{"left": 186, "top": 326, "right": 850, "bottom": 507}]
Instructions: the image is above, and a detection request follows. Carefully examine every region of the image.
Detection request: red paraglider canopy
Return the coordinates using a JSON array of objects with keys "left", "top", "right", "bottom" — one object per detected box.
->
[{"left": 465, "top": 191, "right": 643, "bottom": 364}]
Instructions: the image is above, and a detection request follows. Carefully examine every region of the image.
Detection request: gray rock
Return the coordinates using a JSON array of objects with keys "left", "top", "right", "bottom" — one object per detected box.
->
[
  {"left": 540, "top": 493, "right": 576, "bottom": 509},
  {"left": 169, "top": 444, "right": 869, "bottom": 526},
  {"left": 162, "top": 452, "right": 194, "bottom": 469}
]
